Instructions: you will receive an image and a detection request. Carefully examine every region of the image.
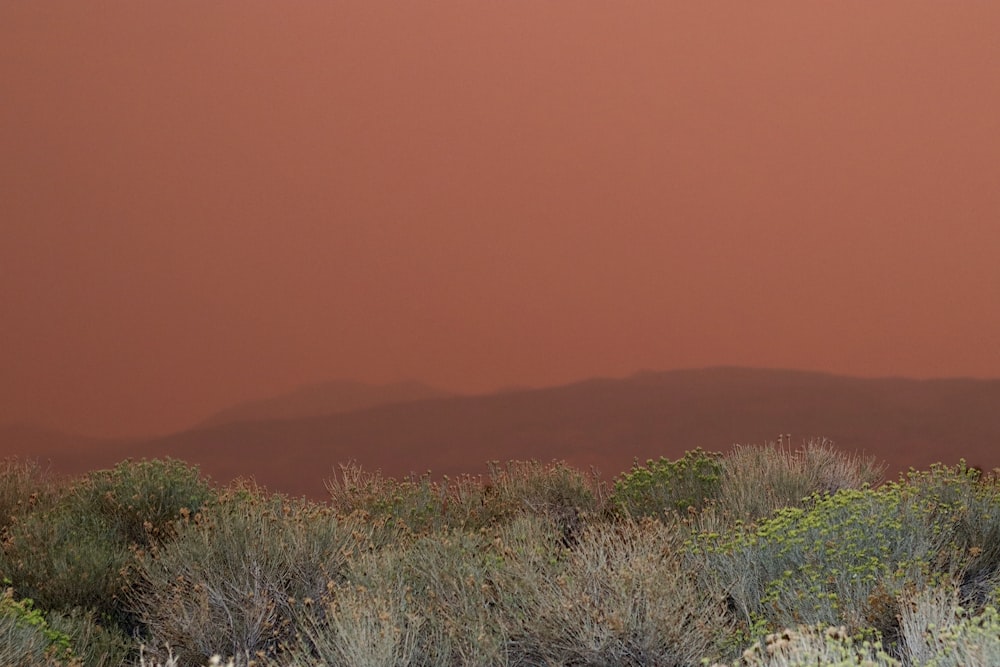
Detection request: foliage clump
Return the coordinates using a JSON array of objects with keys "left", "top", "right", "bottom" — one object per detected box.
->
[
  {"left": 611, "top": 448, "right": 724, "bottom": 519},
  {"left": 0, "top": 447, "right": 997, "bottom": 667},
  {"left": 0, "top": 459, "right": 213, "bottom": 635},
  {"left": 327, "top": 458, "right": 601, "bottom": 539},
  {"left": 690, "top": 460, "right": 1000, "bottom": 659},
  {"left": 131, "top": 482, "right": 374, "bottom": 667},
  {"left": 717, "top": 438, "right": 884, "bottom": 524},
  {"left": 0, "top": 587, "right": 74, "bottom": 665}
]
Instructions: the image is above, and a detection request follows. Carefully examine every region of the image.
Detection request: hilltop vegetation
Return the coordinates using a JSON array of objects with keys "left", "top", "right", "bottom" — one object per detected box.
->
[{"left": 1, "top": 440, "right": 998, "bottom": 666}]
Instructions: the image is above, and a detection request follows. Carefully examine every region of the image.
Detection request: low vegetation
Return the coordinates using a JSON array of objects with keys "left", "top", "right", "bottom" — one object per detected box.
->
[{"left": 0, "top": 439, "right": 997, "bottom": 666}]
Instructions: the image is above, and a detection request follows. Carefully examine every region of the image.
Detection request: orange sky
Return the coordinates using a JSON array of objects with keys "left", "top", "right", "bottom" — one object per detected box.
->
[{"left": 2, "top": 2, "right": 999, "bottom": 438}]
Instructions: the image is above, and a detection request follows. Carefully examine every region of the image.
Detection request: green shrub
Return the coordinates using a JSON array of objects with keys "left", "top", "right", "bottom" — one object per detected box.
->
[
  {"left": 898, "top": 583, "right": 962, "bottom": 665},
  {"left": 327, "top": 459, "right": 601, "bottom": 538},
  {"left": 898, "top": 462, "right": 1000, "bottom": 607},
  {"left": 689, "top": 485, "right": 945, "bottom": 648},
  {"left": 688, "top": 461, "right": 1000, "bottom": 662},
  {"left": 0, "top": 506, "right": 133, "bottom": 623},
  {"left": 132, "top": 483, "right": 374, "bottom": 666},
  {"left": 0, "top": 459, "right": 214, "bottom": 635},
  {"left": 73, "top": 458, "right": 214, "bottom": 550},
  {"left": 897, "top": 580, "right": 1000, "bottom": 667},
  {"left": 347, "top": 530, "right": 506, "bottom": 667},
  {"left": 326, "top": 463, "right": 451, "bottom": 535},
  {"left": 283, "top": 514, "right": 567, "bottom": 667},
  {"left": 611, "top": 448, "right": 724, "bottom": 519},
  {"left": 0, "top": 588, "right": 74, "bottom": 666},
  {"left": 0, "top": 609, "right": 60, "bottom": 666}
]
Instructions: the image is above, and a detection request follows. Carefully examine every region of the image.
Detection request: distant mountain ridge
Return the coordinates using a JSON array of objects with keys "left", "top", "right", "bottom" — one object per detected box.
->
[
  {"left": 4, "top": 367, "right": 999, "bottom": 499},
  {"left": 128, "top": 367, "right": 1000, "bottom": 497},
  {"left": 197, "top": 379, "right": 455, "bottom": 427}
]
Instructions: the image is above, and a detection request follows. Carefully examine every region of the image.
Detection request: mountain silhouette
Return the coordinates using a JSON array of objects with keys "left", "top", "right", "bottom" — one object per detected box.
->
[
  {"left": 4, "top": 368, "right": 999, "bottom": 499},
  {"left": 197, "top": 379, "right": 454, "bottom": 428}
]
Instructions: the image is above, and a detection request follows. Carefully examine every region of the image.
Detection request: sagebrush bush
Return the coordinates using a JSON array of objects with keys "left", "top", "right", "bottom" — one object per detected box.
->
[
  {"left": 716, "top": 438, "right": 884, "bottom": 525},
  {"left": 504, "top": 518, "right": 733, "bottom": 666},
  {"left": 0, "top": 459, "right": 214, "bottom": 635},
  {"left": 897, "top": 462, "right": 1000, "bottom": 606},
  {"left": 485, "top": 459, "right": 602, "bottom": 541},
  {"left": 326, "top": 463, "right": 453, "bottom": 535},
  {"left": 283, "top": 564, "right": 421, "bottom": 667},
  {"left": 898, "top": 583, "right": 962, "bottom": 665},
  {"left": 45, "top": 606, "right": 133, "bottom": 667},
  {"left": 0, "top": 505, "right": 133, "bottom": 623},
  {"left": 689, "top": 486, "right": 943, "bottom": 646},
  {"left": 0, "top": 610, "right": 59, "bottom": 667},
  {"left": 3, "top": 449, "right": 998, "bottom": 667},
  {"left": 327, "top": 459, "right": 601, "bottom": 538},
  {"left": 711, "top": 624, "right": 900, "bottom": 667},
  {"left": 401, "top": 531, "right": 512, "bottom": 666},
  {"left": 132, "top": 483, "right": 375, "bottom": 666},
  {"left": 0, "top": 457, "right": 56, "bottom": 534},
  {"left": 73, "top": 458, "right": 214, "bottom": 549},
  {"left": 282, "top": 514, "right": 568, "bottom": 667},
  {"left": 917, "top": 605, "right": 1000, "bottom": 667},
  {"left": 0, "top": 588, "right": 73, "bottom": 666},
  {"left": 611, "top": 448, "right": 724, "bottom": 520},
  {"left": 691, "top": 461, "right": 1000, "bottom": 661}
]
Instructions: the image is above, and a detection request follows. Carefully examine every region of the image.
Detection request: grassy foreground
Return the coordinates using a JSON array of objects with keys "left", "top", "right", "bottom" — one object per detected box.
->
[{"left": 1, "top": 439, "right": 998, "bottom": 666}]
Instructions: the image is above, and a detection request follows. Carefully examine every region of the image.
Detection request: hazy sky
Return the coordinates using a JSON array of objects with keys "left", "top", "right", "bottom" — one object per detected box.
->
[{"left": 2, "top": 2, "right": 999, "bottom": 437}]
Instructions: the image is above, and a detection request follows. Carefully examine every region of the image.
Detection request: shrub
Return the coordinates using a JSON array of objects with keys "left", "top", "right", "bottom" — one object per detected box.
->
[
  {"left": 611, "top": 448, "right": 724, "bottom": 520},
  {"left": 898, "top": 462, "right": 1000, "bottom": 607},
  {"left": 137, "top": 651, "right": 235, "bottom": 667},
  {"left": 368, "top": 527, "right": 516, "bottom": 667},
  {"left": 693, "top": 462, "right": 1000, "bottom": 660},
  {"left": 918, "top": 605, "right": 1000, "bottom": 667},
  {"left": 484, "top": 459, "right": 602, "bottom": 542},
  {"left": 898, "top": 582, "right": 962, "bottom": 665},
  {"left": 45, "top": 606, "right": 133, "bottom": 667},
  {"left": 288, "top": 539, "right": 489, "bottom": 667},
  {"left": 0, "top": 505, "right": 133, "bottom": 623},
  {"left": 327, "top": 459, "right": 602, "bottom": 538},
  {"left": 283, "top": 514, "right": 568, "bottom": 667},
  {"left": 283, "top": 568, "right": 421, "bottom": 667},
  {"left": 326, "top": 463, "right": 450, "bottom": 535},
  {"left": 0, "top": 459, "right": 214, "bottom": 635},
  {"left": 716, "top": 438, "right": 884, "bottom": 525},
  {"left": 710, "top": 624, "right": 900, "bottom": 667},
  {"left": 0, "top": 609, "right": 60, "bottom": 666},
  {"left": 0, "top": 458, "right": 56, "bottom": 534},
  {"left": 0, "top": 588, "right": 74, "bottom": 666},
  {"left": 73, "top": 458, "right": 214, "bottom": 549},
  {"left": 131, "top": 483, "right": 374, "bottom": 666},
  {"left": 897, "top": 579, "right": 1000, "bottom": 667},
  {"left": 689, "top": 485, "right": 944, "bottom": 647},
  {"left": 507, "top": 518, "right": 733, "bottom": 666}
]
